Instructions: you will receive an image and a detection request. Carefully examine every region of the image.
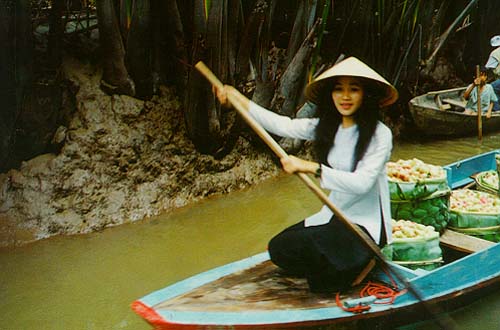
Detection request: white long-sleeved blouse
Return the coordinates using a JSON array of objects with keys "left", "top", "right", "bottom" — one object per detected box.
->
[{"left": 249, "top": 101, "right": 393, "bottom": 244}]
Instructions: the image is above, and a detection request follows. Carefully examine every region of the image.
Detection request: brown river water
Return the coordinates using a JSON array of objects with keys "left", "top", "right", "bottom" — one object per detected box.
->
[{"left": 1, "top": 133, "right": 500, "bottom": 330}]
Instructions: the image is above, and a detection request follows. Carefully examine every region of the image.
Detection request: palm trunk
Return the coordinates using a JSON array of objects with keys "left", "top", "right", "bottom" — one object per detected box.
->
[
  {"left": 97, "top": 0, "right": 135, "bottom": 96},
  {"left": 271, "top": 20, "right": 318, "bottom": 117},
  {"left": 126, "top": 0, "right": 152, "bottom": 99},
  {"left": 251, "top": 0, "right": 278, "bottom": 109},
  {"left": 235, "top": 0, "right": 267, "bottom": 81},
  {"left": 285, "top": 0, "right": 307, "bottom": 66},
  {"left": 151, "top": 0, "right": 188, "bottom": 95},
  {"left": 184, "top": 0, "right": 247, "bottom": 157},
  {"left": 48, "top": 0, "right": 63, "bottom": 72},
  {"left": 0, "top": 0, "right": 32, "bottom": 170}
]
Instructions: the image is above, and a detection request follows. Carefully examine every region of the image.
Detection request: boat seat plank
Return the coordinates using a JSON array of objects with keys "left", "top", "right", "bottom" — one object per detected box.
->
[
  {"left": 442, "top": 98, "right": 467, "bottom": 108},
  {"left": 426, "top": 87, "right": 467, "bottom": 95},
  {"left": 435, "top": 95, "right": 451, "bottom": 110},
  {"left": 440, "top": 229, "right": 495, "bottom": 253}
]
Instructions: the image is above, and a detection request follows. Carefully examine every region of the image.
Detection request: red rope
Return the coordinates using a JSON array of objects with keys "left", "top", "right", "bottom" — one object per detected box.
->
[
  {"left": 335, "top": 293, "right": 371, "bottom": 313},
  {"left": 335, "top": 276, "right": 407, "bottom": 313},
  {"left": 361, "top": 281, "right": 407, "bottom": 304}
]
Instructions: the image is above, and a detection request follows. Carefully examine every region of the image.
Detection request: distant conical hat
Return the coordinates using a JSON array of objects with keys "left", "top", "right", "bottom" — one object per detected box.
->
[{"left": 305, "top": 57, "right": 398, "bottom": 107}]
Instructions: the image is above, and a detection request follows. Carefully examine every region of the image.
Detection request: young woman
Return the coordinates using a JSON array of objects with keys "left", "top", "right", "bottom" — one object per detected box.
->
[{"left": 214, "top": 57, "right": 398, "bottom": 293}]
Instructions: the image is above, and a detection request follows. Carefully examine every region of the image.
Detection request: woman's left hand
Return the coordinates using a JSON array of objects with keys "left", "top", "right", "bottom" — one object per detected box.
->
[{"left": 280, "top": 155, "right": 318, "bottom": 175}]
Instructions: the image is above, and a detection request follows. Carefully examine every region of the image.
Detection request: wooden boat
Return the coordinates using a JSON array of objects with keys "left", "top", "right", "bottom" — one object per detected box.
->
[
  {"left": 408, "top": 87, "right": 500, "bottom": 136},
  {"left": 132, "top": 150, "right": 500, "bottom": 329}
]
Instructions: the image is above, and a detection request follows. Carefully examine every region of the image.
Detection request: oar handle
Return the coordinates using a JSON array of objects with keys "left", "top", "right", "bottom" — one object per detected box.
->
[{"left": 195, "top": 61, "right": 224, "bottom": 89}]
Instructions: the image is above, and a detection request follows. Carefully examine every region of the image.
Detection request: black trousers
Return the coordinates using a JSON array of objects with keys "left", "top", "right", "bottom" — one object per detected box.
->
[{"left": 268, "top": 217, "right": 375, "bottom": 293}]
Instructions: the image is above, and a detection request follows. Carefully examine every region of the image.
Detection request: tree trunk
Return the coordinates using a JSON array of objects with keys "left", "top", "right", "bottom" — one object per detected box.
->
[
  {"left": 15, "top": 0, "right": 65, "bottom": 160},
  {"left": 251, "top": 0, "right": 278, "bottom": 109},
  {"left": 183, "top": 0, "right": 242, "bottom": 156},
  {"left": 271, "top": 20, "right": 318, "bottom": 117},
  {"left": 274, "top": 21, "right": 319, "bottom": 153},
  {"left": 285, "top": 0, "right": 307, "bottom": 66},
  {"left": 126, "top": 0, "right": 153, "bottom": 99},
  {"left": 48, "top": 0, "right": 64, "bottom": 72},
  {"left": 235, "top": 0, "right": 268, "bottom": 81},
  {"left": 97, "top": 0, "right": 135, "bottom": 96},
  {"left": 183, "top": 0, "right": 212, "bottom": 153},
  {"left": 151, "top": 0, "right": 188, "bottom": 95},
  {"left": 0, "top": 0, "right": 32, "bottom": 170}
]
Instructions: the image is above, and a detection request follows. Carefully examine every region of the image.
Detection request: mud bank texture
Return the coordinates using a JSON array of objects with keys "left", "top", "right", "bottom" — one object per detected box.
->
[{"left": 0, "top": 57, "right": 279, "bottom": 248}]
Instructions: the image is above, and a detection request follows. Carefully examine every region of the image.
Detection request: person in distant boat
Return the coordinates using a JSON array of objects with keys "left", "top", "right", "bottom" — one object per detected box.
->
[
  {"left": 463, "top": 66, "right": 497, "bottom": 118},
  {"left": 213, "top": 57, "right": 398, "bottom": 293},
  {"left": 485, "top": 35, "right": 500, "bottom": 112},
  {"left": 485, "top": 35, "right": 500, "bottom": 78}
]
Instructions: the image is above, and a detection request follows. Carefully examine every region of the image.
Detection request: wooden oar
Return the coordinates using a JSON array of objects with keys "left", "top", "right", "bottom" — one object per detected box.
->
[
  {"left": 496, "top": 154, "right": 500, "bottom": 197},
  {"left": 195, "top": 61, "right": 456, "bottom": 329},
  {"left": 476, "top": 65, "right": 483, "bottom": 142},
  {"left": 195, "top": 61, "right": 381, "bottom": 256}
]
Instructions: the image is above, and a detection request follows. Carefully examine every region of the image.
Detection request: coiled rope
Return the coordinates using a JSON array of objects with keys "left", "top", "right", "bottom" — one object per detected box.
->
[{"left": 336, "top": 271, "right": 408, "bottom": 313}]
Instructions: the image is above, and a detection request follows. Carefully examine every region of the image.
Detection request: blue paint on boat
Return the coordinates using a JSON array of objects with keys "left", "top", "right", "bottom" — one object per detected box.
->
[{"left": 444, "top": 149, "right": 500, "bottom": 189}]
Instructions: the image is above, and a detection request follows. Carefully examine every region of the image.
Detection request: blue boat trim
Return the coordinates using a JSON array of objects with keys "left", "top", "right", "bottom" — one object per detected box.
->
[
  {"left": 152, "top": 305, "right": 389, "bottom": 326},
  {"left": 444, "top": 150, "right": 500, "bottom": 189}
]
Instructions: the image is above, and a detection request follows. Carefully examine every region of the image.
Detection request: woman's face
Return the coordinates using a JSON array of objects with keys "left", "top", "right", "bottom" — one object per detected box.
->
[{"left": 331, "top": 76, "right": 364, "bottom": 117}]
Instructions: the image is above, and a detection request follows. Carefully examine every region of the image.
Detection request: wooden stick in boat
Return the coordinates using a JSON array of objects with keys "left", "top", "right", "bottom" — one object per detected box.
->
[
  {"left": 476, "top": 65, "right": 483, "bottom": 142},
  {"left": 195, "top": 61, "right": 456, "bottom": 329}
]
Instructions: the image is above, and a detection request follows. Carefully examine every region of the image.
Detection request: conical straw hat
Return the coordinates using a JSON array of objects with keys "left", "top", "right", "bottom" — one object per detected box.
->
[
  {"left": 491, "top": 35, "right": 500, "bottom": 47},
  {"left": 305, "top": 57, "right": 398, "bottom": 107}
]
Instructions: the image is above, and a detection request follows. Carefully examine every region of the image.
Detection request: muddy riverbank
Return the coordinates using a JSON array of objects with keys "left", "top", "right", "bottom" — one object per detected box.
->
[{"left": 0, "top": 57, "right": 283, "bottom": 247}]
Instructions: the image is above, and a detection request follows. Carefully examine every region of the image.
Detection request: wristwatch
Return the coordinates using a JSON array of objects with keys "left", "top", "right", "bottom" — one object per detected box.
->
[{"left": 315, "top": 164, "right": 322, "bottom": 178}]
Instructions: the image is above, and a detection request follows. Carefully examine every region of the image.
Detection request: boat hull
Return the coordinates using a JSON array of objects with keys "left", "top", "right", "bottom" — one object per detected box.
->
[
  {"left": 132, "top": 245, "right": 500, "bottom": 329},
  {"left": 408, "top": 88, "right": 500, "bottom": 136}
]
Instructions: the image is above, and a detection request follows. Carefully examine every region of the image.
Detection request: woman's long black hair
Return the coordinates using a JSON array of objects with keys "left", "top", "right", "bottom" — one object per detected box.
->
[{"left": 313, "top": 77, "right": 384, "bottom": 171}]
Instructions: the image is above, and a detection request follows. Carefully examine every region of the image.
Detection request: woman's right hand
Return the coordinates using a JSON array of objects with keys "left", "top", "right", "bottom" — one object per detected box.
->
[{"left": 213, "top": 85, "right": 251, "bottom": 111}]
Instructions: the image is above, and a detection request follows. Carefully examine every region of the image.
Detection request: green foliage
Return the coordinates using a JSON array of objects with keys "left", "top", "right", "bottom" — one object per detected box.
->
[
  {"left": 122, "top": 0, "right": 133, "bottom": 28},
  {"left": 391, "top": 190, "right": 451, "bottom": 232},
  {"left": 204, "top": 0, "right": 212, "bottom": 21},
  {"left": 323, "top": 0, "right": 467, "bottom": 87},
  {"left": 309, "top": 0, "right": 331, "bottom": 82}
]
